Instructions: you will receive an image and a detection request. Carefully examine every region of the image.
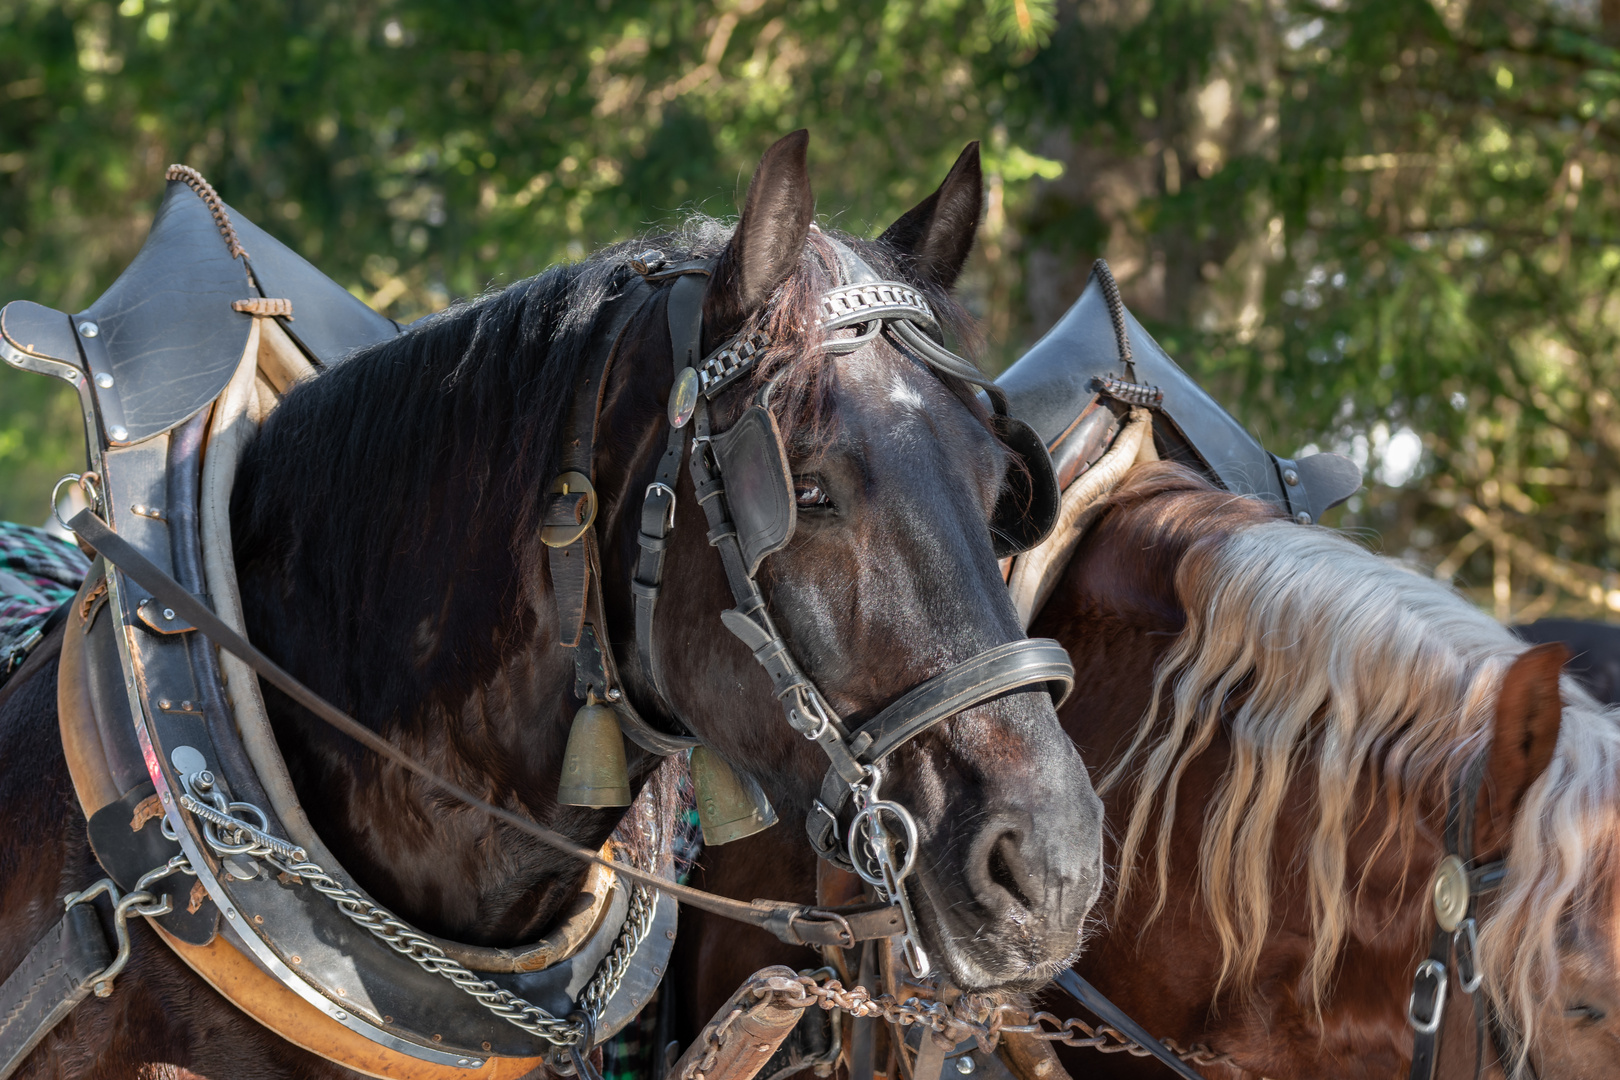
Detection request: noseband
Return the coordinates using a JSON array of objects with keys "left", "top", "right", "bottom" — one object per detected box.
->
[{"left": 557, "top": 238, "right": 1071, "bottom": 975}]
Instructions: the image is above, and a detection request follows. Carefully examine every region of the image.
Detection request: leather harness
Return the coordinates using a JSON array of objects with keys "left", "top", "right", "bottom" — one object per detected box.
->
[
  {"left": 544, "top": 240, "right": 1075, "bottom": 978},
  {"left": 0, "top": 170, "right": 1079, "bottom": 1078}
]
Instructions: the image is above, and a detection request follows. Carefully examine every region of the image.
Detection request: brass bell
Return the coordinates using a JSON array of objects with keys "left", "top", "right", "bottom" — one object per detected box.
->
[
  {"left": 557, "top": 694, "right": 631, "bottom": 808},
  {"left": 690, "top": 745, "right": 778, "bottom": 845}
]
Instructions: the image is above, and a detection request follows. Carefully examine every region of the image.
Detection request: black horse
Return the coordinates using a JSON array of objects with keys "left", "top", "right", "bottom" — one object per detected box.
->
[{"left": 0, "top": 132, "right": 1102, "bottom": 1077}]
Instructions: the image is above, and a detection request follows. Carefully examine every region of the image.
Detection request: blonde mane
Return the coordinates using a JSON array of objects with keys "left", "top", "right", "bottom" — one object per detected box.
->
[{"left": 1098, "top": 516, "right": 1620, "bottom": 1054}]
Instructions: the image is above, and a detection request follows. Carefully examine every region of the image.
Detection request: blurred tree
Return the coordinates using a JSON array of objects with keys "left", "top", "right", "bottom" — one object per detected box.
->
[{"left": 2, "top": 0, "right": 1617, "bottom": 623}]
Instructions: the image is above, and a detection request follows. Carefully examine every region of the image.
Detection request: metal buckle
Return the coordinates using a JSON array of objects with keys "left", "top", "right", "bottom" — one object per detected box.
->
[
  {"left": 644, "top": 482, "right": 677, "bottom": 534},
  {"left": 1455, "top": 918, "right": 1483, "bottom": 994},
  {"left": 1407, "top": 958, "right": 1448, "bottom": 1034}
]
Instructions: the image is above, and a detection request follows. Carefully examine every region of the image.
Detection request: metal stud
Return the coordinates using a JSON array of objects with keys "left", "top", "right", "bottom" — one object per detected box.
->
[
  {"left": 108, "top": 425, "right": 128, "bottom": 441},
  {"left": 94, "top": 372, "right": 114, "bottom": 388},
  {"left": 78, "top": 321, "right": 99, "bottom": 338},
  {"left": 1294, "top": 511, "right": 1313, "bottom": 525},
  {"left": 1283, "top": 467, "right": 1300, "bottom": 486}
]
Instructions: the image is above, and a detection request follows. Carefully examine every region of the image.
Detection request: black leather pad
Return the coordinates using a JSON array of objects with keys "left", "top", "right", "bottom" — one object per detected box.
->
[
  {"left": 77, "top": 179, "right": 254, "bottom": 443},
  {"left": 223, "top": 203, "right": 400, "bottom": 365},
  {"left": 711, "top": 405, "right": 796, "bottom": 577},
  {"left": 0, "top": 300, "right": 80, "bottom": 364},
  {"left": 86, "top": 782, "right": 219, "bottom": 946}
]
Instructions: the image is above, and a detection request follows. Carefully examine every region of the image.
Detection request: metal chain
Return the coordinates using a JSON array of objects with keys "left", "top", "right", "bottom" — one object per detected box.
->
[
  {"left": 1000, "top": 1010, "right": 1238, "bottom": 1069},
  {"left": 678, "top": 972, "right": 1007, "bottom": 1080},
  {"left": 182, "top": 773, "right": 650, "bottom": 1047}
]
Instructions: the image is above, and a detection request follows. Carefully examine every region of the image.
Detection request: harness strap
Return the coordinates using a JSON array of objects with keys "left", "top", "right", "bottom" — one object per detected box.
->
[
  {"left": 0, "top": 903, "right": 112, "bottom": 1080},
  {"left": 65, "top": 509, "right": 904, "bottom": 950},
  {"left": 1407, "top": 754, "right": 1506, "bottom": 1080},
  {"left": 633, "top": 271, "right": 707, "bottom": 714},
  {"left": 1053, "top": 970, "right": 1209, "bottom": 1080}
]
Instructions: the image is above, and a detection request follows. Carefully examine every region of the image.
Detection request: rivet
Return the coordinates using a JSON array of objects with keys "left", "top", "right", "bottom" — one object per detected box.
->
[
  {"left": 334, "top": 1010, "right": 347, "bottom": 1020},
  {"left": 79, "top": 321, "right": 99, "bottom": 338},
  {"left": 108, "top": 425, "right": 128, "bottom": 441},
  {"left": 433, "top": 1034, "right": 443, "bottom": 1042},
  {"left": 955, "top": 1055, "right": 977, "bottom": 1075},
  {"left": 225, "top": 908, "right": 236, "bottom": 919},
  {"left": 457, "top": 1061, "right": 471, "bottom": 1068},
  {"left": 163, "top": 608, "right": 175, "bottom": 620},
  {"left": 291, "top": 955, "right": 301, "bottom": 964},
  {"left": 666, "top": 930, "right": 676, "bottom": 940},
  {"left": 336, "top": 987, "right": 346, "bottom": 996},
  {"left": 482, "top": 1042, "right": 492, "bottom": 1051},
  {"left": 95, "top": 372, "right": 114, "bottom": 388},
  {"left": 606, "top": 688, "right": 622, "bottom": 702},
  {"left": 253, "top": 914, "right": 264, "bottom": 925},
  {"left": 1283, "top": 467, "right": 1300, "bottom": 486},
  {"left": 469, "top": 1063, "right": 482, "bottom": 1069},
  {"left": 160, "top": 792, "right": 170, "bottom": 803},
  {"left": 159, "top": 699, "right": 172, "bottom": 710},
  {"left": 384, "top": 1015, "right": 394, "bottom": 1024},
  {"left": 1294, "top": 511, "right": 1313, "bottom": 525},
  {"left": 652, "top": 965, "right": 662, "bottom": 976},
  {"left": 758, "top": 1043, "right": 771, "bottom": 1053}
]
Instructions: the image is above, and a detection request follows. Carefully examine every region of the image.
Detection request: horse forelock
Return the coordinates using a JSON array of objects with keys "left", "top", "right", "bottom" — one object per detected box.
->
[{"left": 1095, "top": 468, "right": 1620, "bottom": 1051}]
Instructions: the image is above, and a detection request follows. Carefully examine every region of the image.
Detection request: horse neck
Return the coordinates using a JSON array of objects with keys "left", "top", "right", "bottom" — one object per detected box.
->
[
  {"left": 229, "top": 283, "right": 644, "bottom": 948},
  {"left": 1046, "top": 469, "right": 1440, "bottom": 1074}
]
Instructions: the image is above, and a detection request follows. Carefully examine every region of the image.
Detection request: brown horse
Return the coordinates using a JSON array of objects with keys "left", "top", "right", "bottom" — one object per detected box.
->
[
  {"left": 0, "top": 134, "right": 1101, "bottom": 1077},
  {"left": 682, "top": 461, "right": 1620, "bottom": 1079}
]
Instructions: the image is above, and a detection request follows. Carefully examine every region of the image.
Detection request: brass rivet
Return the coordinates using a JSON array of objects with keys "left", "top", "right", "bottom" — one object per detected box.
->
[
  {"left": 433, "top": 1034, "right": 443, "bottom": 1042},
  {"left": 336, "top": 988, "right": 346, "bottom": 997},
  {"left": 290, "top": 955, "right": 301, "bottom": 964},
  {"left": 482, "top": 1042, "right": 492, "bottom": 1052},
  {"left": 253, "top": 915, "right": 263, "bottom": 925},
  {"left": 384, "top": 1016, "right": 394, "bottom": 1024}
]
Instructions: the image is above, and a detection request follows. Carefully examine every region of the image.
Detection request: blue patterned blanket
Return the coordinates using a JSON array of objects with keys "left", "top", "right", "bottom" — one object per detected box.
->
[{"left": 0, "top": 521, "right": 89, "bottom": 684}]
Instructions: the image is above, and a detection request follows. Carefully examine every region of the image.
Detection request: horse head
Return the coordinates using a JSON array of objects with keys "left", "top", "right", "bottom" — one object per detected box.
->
[{"left": 233, "top": 131, "right": 1101, "bottom": 996}]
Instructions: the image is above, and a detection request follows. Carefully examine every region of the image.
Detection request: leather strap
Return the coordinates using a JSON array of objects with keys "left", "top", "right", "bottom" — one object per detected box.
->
[
  {"left": 1408, "top": 754, "right": 1504, "bottom": 1080},
  {"left": 1053, "top": 969, "right": 1208, "bottom": 1080},
  {"left": 0, "top": 903, "right": 113, "bottom": 1080},
  {"left": 633, "top": 270, "right": 708, "bottom": 712},
  {"left": 66, "top": 509, "right": 898, "bottom": 949},
  {"left": 809, "top": 639, "right": 1074, "bottom": 866}
]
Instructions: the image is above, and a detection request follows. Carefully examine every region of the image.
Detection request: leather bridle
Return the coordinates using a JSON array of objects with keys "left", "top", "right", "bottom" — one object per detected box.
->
[
  {"left": 1407, "top": 755, "right": 1509, "bottom": 1080},
  {"left": 581, "top": 238, "right": 1072, "bottom": 975}
]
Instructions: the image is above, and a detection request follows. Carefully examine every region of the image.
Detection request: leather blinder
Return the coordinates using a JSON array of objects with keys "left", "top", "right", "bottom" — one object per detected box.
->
[
  {"left": 989, "top": 413, "right": 1060, "bottom": 557},
  {"left": 709, "top": 405, "right": 796, "bottom": 577}
]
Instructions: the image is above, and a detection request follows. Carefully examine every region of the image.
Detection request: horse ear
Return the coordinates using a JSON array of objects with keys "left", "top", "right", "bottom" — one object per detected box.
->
[
  {"left": 1478, "top": 642, "right": 1567, "bottom": 851},
  {"left": 878, "top": 141, "right": 983, "bottom": 290},
  {"left": 704, "top": 129, "right": 814, "bottom": 345}
]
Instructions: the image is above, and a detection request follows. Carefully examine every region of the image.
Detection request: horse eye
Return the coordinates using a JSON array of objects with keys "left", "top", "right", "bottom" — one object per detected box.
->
[
  {"left": 1566, "top": 1004, "right": 1607, "bottom": 1022},
  {"left": 794, "top": 478, "right": 831, "bottom": 509}
]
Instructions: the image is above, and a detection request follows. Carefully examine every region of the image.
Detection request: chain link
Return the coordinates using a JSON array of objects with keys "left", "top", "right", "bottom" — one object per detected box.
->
[
  {"left": 677, "top": 972, "right": 1007, "bottom": 1080},
  {"left": 183, "top": 774, "right": 651, "bottom": 1047},
  {"left": 1000, "top": 1011, "right": 1238, "bottom": 1069}
]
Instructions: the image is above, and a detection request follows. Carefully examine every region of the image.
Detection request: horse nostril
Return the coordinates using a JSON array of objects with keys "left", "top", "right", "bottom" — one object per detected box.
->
[
  {"left": 969, "top": 821, "right": 1043, "bottom": 916},
  {"left": 988, "top": 834, "right": 1035, "bottom": 911}
]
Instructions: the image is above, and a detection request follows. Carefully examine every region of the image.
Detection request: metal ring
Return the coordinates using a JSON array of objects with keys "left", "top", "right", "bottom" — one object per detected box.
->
[
  {"left": 847, "top": 799, "right": 920, "bottom": 889},
  {"left": 1455, "top": 919, "right": 1483, "bottom": 994},
  {"left": 51, "top": 473, "right": 83, "bottom": 530},
  {"left": 1407, "top": 958, "right": 1448, "bottom": 1034}
]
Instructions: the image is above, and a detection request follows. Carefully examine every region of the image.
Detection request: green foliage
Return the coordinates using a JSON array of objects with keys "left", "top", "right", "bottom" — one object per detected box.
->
[{"left": 2, "top": 0, "right": 1617, "bottom": 619}]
